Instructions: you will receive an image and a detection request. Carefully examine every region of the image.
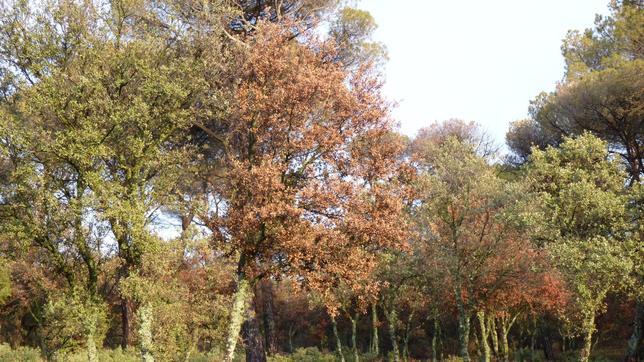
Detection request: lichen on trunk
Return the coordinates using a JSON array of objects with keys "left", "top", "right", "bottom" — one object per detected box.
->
[
  {"left": 579, "top": 312, "right": 596, "bottom": 362},
  {"left": 477, "top": 311, "right": 491, "bottom": 362},
  {"left": 85, "top": 313, "right": 98, "bottom": 362},
  {"left": 138, "top": 303, "right": 154, "bottom": 362},
  {"left": 224, "top": 273, "right": 251, "bottom": 362},
  {"left": 370, "top": 303, "right": 379, "bottom": 356},
  {"left": 386, "top": 308, "right": 400, "bottom": 362},
  {"left": 331, "top": 314, "right": 345, "bottom": 362}
]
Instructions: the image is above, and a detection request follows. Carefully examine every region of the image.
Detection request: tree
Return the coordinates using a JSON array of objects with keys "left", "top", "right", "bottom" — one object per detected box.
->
[
  {"left": 529, "top": 2, "right": 643, "bottom": 184},
  {"left": 410, "top": 135, "right": 533, "bottom": 362},
  {"left": 201, "top": 21, "right": 406, "bottom": 361},
  {"left": 528, "top": 3, "right": 643, "bottom": 357},
  {"left": 526, "top": 133, "right": 635, "bottom": 362},
  {"left": 411, "top": 119, "right": 499, "bottom": 161},
  {"left": 0, "top": 0, "right": 233, "bottom": 357},
  {"left": 329, "top": 7, "right": 387, "bottom": 69},
  {"left": 530, "top": 60, "right": 643, "bottom": 184},
  {"left": 0, "top": 52, "right": 110, "bottom": 360},
  {"left": 505, "top": 119, "right": 561, "bottom": 166}
]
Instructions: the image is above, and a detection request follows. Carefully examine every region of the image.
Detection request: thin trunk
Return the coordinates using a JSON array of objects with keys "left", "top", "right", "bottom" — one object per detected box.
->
[
  {"left": 472, "top": 328, "right": 479, "bottom": 358},
  {"left": 242, "top": 297, "right": 267, "bottom": 362},
  {"left": 579, "top": 312, "right": 596, "bottom": 362},
  {"left": 139, "top": 303, "right": 154, "bottom": 362},
  {"left": 86, "top": 312, "right": 98, "bottom": 362},
  {"left": 331, "top": 315, "right": 345, "bottom": 362},
  {"left": 530, "top": 316, "right": 536, "bottom": 362},
  {"left": 179, "top": 214, "right": 193, "bottom": 266},
  {"left": 456, "top": 303, "right": 471, "bottom": 361},
  {"left": 562, "top": 334, "right": 566, "bottom": 353},
  {"left": 489, "top": 316, "right": 498, "bottom": 357},
  {"left": 386, "top": 308, "right": 400, "bottom": 362},
  {"left": 626, "top": 301, "right": 643, "bottom": 362},
  {"left": 288, "top": 325, "right": 295, "bottom": 353},
  {"left": 437, "top": 318, "right": 444, "bottom": 360},
  {"left": 499, "top": 318, "right": 509, "bottom": 362},
  {"left": 498, "top": 314, "right": 517, "bottom": 362},
  {"left": 260, "top": 280, "right": 277, "bottom": 356},
  {"left": 431, "top": 317, "right": 439, "bottom": 362},
  {"left": 121, "top": 297, "right": 130, "bottom": 349},
  {"left": 477, "top": 311, "right": 491, "bottom": 362},
  {"left": 402, "top": 311, "right": 413, "bottom": 361},
  {"left": 370, "top": 303, "right": 379, "bottom": 355},
  {"left": 351, "top": 312, "right": 359, "bottom": 362},
  {"left": 224, "top": 272, "right": 251, "bottom": 362}
]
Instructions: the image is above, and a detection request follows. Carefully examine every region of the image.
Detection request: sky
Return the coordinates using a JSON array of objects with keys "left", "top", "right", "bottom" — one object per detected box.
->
[{"left": 356, "top": 0, "right": 611, "bottom": 146}]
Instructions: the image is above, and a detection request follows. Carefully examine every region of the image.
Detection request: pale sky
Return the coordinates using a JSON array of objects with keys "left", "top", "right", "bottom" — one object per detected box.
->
[{"left": 357, "top": 0, "right": 611, "bottom": 146}]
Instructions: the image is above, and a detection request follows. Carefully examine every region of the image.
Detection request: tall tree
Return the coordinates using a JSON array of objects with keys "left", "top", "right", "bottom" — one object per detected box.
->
[
  {"left": 201, "top": 21, "right": 406, "bottom": 361},
  {"left": 0, "top": 0, "right": 232, "bottom": 356},
  {"left": 410, "top": 134, "right": 533, "bottom": 362},
  {"left": 529, "top": 1, "right": 643, "bottom": 184},
  {"left": 526, "top": 133, "right": 636, "bottom": 362},
  {"left": 328, "top": 7, "right": 387, "bottom": 69},
  {"left": 505, "top": 119, "right": 562, "bottom": 166}
]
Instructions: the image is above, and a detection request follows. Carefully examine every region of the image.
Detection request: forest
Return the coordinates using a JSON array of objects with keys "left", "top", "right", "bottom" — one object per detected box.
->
[{"left": 0, "top": 0, "right": 641, "bottom": 361}]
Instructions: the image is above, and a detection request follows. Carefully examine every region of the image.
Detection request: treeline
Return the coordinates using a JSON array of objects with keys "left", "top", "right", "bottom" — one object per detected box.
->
[{"left": 0, "top": 0, "right": 641, "bottom": 362}]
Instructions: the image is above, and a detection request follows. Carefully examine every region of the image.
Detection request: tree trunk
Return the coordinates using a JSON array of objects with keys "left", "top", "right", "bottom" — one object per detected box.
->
[
  {"left": 225, "top": 272, "right": 251, "bottom": 362},
  {"left": 402, "top": 311, "right": 414, "bottom": 361},
  {"left": 288, "top": 325, "right": 295, "bottom": 353},
  {"left": 477, "top": 311, "right": 491, "bottom": 362},
  {"left": 179, "top": 213, "right": 193, "bottom": 266},
  {"left": 331, "top": 315, "right": 345, "bottom": 362},
  {"left": 351, "top": 312, "right": 359, "bottom": 362},
  {"left": 121, "top": 297, "right": 130, "bottom": 349},
  {"left": 259, "top": 280, "right": 277, "bottom": 355},
  {"left": 242, "top": 297, "right": 267, "bottom": 362},
  {"left": 370, "top": 303, "right": 379, "bottom": 355},
  {"left": 386, "top": 308, "right": 400, "bottom": 362},
  {"left": 489, "top": 316, "right": 498, "bottom": 357},
  {"left": 579, "top": 312, "right": 596, "bottom": 362},
  {"left": 86, "top": 312, "right": 98, "bottom": 362},
  {"left": 138, "top": 303, "right": 154, "bottom": 362},
  {"left": 498, "top": 314, "right": 517, "bottom": 362},
  {"left": 562, "top": 334, "right": 567, "bottom": 352},
  {"left": 626, "top": 301, "right": 643, "bottom": 362},
  {"left": 456, "top": 304, "right": 471, "bottom": 361},
  {"left": 530, "top": 316, "right": 536, "bottom": 362},
  {"left": 431, "top": 317, "right": 439, "bottom": 362}
]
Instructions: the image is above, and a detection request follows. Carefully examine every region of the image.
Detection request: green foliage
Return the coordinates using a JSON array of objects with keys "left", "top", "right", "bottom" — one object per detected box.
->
[
  {"left": 512, "top": 348, "right": 546, "bottom": 362},
  {"left": 0, "top": 259, "right": 10, "bottom": 304},
  {"left": 443, "top": 356, "right": 465, "bottom": 362},
  {"left": 329, "top": 7, "right": 387, "bottom": 68},
  {"left": 529, "top": 2, "right": 643, "bottom": 182},
  {"left": 527, "top": 133, "right": 629, "bottom": 243},
  {"left": 527, "top": 133, "right": 634, "bottom": 359},
  {"left": 0, "top": 343, "right": 41, "bottom": 362},
  {"left": 63, "top": 348, "right": 139, "bottom": 362},
  {"left": 273, "top": 347, "right": 336, "bottom": 362},
  {"left": 39, "top": 291, "right": 108, "bottom": 359}
]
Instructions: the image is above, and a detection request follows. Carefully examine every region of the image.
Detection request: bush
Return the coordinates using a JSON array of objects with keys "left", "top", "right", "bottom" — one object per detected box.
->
[
  {"left": 358, "top": 351, "right": 381, "bottom": 361},
  {"left": 62, "top": 347, "right": 139, "bottom": 362},
  {"left": 443, "top": 356, "right": 464, "bottom": 362},
  {"left": 267, "top": 347, "right": 336, "bottom": 362},
  {"left": 186, "top": 349, "right": 228, "bottom": 362},
  {"left": 513, "top": 348, "right": 546, "bottom": 362},
  {"left": 0, "top": 343, "right": 42, "bottom": 362}
]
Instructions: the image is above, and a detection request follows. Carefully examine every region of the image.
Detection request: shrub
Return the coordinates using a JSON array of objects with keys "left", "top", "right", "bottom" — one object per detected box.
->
[
  {"left": 0, "top": 343, "right": 42, "bottom": 362},
  {"left": 62, "top": 347, "right": 139, "bottom": 362},
  {"left": 266, "top": 347, "right": 336, "bottom": 362},
  {"left": 513, "top": 348, "right": 546, "bottom": 362},
  {"left": 443, "top": 356, "right": 464, "bottom": 362}
]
